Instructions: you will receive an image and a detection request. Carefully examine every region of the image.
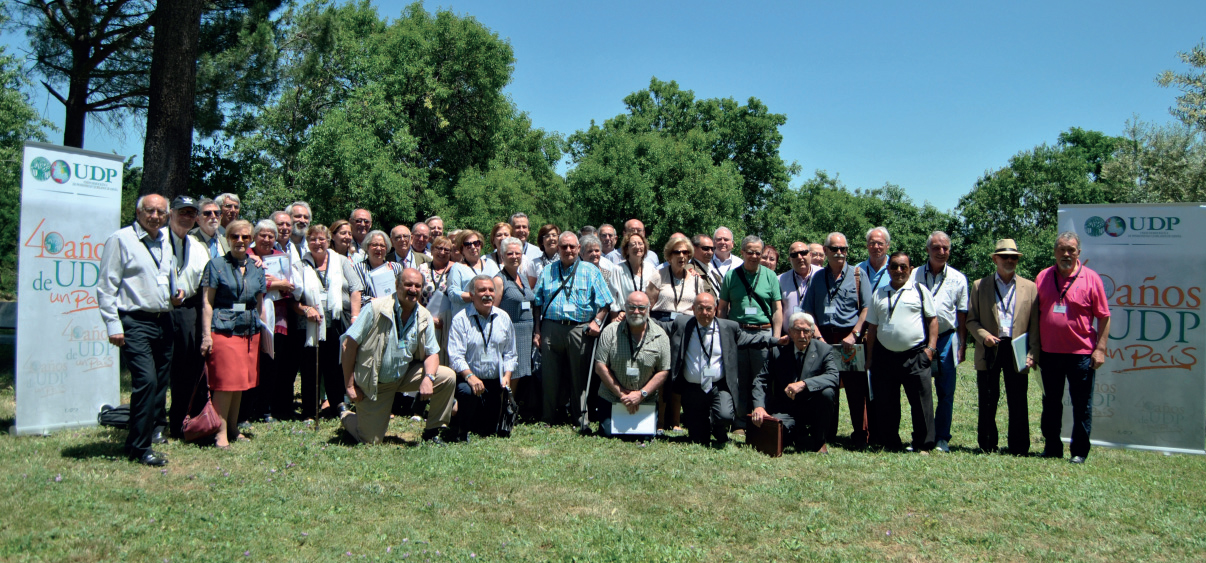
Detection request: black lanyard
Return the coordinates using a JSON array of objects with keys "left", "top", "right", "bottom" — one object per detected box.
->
[
  {"left": 307, "top": 256, "right": 329, "bottom": 290},
  {"left": 465, "top": 259, "right": 483, "bottom": 275},
  {"left": 170, "top": 232, "right": 187, "bottom": 275},
  {"left": 694, "top": 260, "right": 721, "bottom": 292},
  {"left": 923, "top": 264, "right": 946, "bottom": 295},
  {"left": 886, "top": 285, "right": 908, "bottom": 321},
  {"left": 432, "top": 263, "right": 450, "bottom": 289},
  {"left": 793, "top": 270, "right": 809, "bottom": 297},
  {"left": 472, "top": 312, "right": 495, "bottom": 348},
  {"left": 824, "top": 267, "right": 846, "bottom": 300},
  {"left": 231, "top": 255, "right": 247, "bottom": 301},
  {"left": 669, "top": 269, "right": 686, "bottom": 309},
  {"left": 136, "top": 225, "right": 163, "bottom": 271},
  {"left": 995, "top": 278, "right": 1015, "bottom": 314},
  {"left": 626, "top": 324, "right": 648, "bottom": 358},
  {"left": 557, "top": 260, "right": 578, "bottom": 294},
  {"left": 695, "top": 322, "right": 716, "bottom": 368},
  {"left": 866, "top": 263, "right": 886, "bottom": 290},
  {"left": 626, "top": 261, "right": 643, "bottom": 291},
  {"left": 1052, "top": 267, "right": 1079, "bottom": 304}
]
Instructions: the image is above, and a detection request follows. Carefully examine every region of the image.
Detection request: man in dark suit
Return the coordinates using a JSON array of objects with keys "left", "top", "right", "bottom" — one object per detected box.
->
[
  {"left": 751, "top": 312, "right": 840, "bottom": 453},
  {"left": 669, "top": 293, "right": 780, "bottom": 446}
]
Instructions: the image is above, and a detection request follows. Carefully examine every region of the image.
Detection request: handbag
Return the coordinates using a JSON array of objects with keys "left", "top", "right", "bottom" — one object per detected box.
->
[
  {"left": 181, "top": 367, "right": 222, "bottom": 443},
  {"left": 497, "top": 387, "right": 519, "bottom": 437}
]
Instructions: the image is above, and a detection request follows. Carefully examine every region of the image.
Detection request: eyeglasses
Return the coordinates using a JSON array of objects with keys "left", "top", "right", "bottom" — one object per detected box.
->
[
  {"left": 888, "top": 264, "right": 910, "bottom": 271},
  {"left": 998, "top": 255, "right": 1020, "bottom": 261},
  {"left": 463, "top": 240, "right": 482, "bottom": 248},
  {"left": 201, "top": 210, "right": 220, "bottom": 217},
  {"left": 789, "top": 251, "right": 808, "bottom": 258},
  {"left": 626, "top": 305, "right": 649, "bottom": 312},
  {"left": 670, "top": 249, "right": 690, "bottom": 256},
  {"left": 826, "top": 245, "right": 848, "bottom": 253},
  {"left": 353, "top": 219, "right": 371, "bottom": 225},
  {"left": 230, "top": 234, "right": 251, "bottom": 241},
  {"left": 743, "top": 250, "right": 762, "bottom": 257},
  {"left": 560, "top": 244, "right": 579, "bottom": 250},
  {"left": 699, "top": 246, "right": 714, "bottom": 252},
  {"left": 433, "top": 246, "right": 452, "bottom": 253}
]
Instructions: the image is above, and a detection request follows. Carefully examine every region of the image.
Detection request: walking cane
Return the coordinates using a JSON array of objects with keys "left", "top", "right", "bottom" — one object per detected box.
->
[{"left": 314, "top": 333, "right": 320, "bottom": 432}]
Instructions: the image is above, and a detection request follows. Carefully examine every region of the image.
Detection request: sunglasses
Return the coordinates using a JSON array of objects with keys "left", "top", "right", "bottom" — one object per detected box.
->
[
  {"left": 230, "top": 234, "right": 251, "bottom": 241},
  {"left": 352, "top": 219, "right": 371, "bottom": 225},
  {"left": 826, "top": 245, "right": 848, "bottom": 253},
  {"left": 699, "top": 246, "right": 714, "bottom": 252},
  {"left": 560, "top": 244, "right": 579, "bottom": 250},
  {"left": 201, "top": 210, "right": 220, "bottom": 217},
  {"left": 176, "top": 209, "right": 198, "bottom": 216},
  {"left": 998, "top": 255, "right": 1020, "bottom": 261},
  {"left": 789, "top": 251, "right": 808, "bottom": 258},
  {"left": 463, "top": 240, "right": 482, "bottom": 248},
  {"left": 670, "top": 249, "right": 690, "bottom": 256},
  {"left": 626, "top": 305, "right": 649, "bottom": 312},
  {"left": 888, "top": 264, "right": 910, "bottom": 271}
]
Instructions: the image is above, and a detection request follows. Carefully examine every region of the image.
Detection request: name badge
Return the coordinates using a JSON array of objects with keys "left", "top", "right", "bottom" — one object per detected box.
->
[
  {"left": 702, "top": 367, "right": 720, "bottom": 378},
  {"left": 824, "top": 304, "right": 837, "bottom": 316},
  {"left": 157, "top": 274, "right": 170, "bottom": 286},
  {"left": 669, "top": 312, "right": 679, "bottom": 321},
  {"left": 521, "top": 301, "right": 531, "bottom": 311},
  {"left": 318, "top": 294, "right": 328, "bottom": 307},
  {"left": 1053, "top": 304, "right": 1067, "bottom": 314},
  {"left": 562, "top": 303, "right": 575, "bottom": 313},
  {"left": 232, "top": 303, "right": 246, "bottom": 312},
  {"left": 626, "top": 367, "right": 640, "bottom": 377},
  {"left": 744, "top": 306, "right": 758, "bottom": 316}
]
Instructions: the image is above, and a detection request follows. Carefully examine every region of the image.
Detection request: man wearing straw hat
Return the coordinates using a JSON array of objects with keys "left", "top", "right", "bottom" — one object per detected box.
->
[{"left": 966, "top": 239, "right": 1041, "bottom": 456}]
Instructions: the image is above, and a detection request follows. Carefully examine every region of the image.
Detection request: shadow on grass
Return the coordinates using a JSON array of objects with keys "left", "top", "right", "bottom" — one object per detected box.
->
[{"left": 61, "top": 440, "right": 126, "bottom": 460}]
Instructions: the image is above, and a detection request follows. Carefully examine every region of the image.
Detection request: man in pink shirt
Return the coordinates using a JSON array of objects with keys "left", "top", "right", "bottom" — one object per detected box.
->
[{"left": 1034, "top": 232, "right": 1111, "bottom": 464}]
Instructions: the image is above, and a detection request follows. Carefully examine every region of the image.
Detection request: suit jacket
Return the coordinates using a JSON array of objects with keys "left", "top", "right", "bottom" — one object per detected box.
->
[
  {"left": 752, "top": 339, "right": 839, "bottom": 414},
  {"left": 965, "top": 273, "right": 1041, "bottom": 372},
  {"left": 387, "top": 248, "right": 430, "bottom": 268},
  {"left": 668, "top": 316, "right": 776, "bottom": 394},
  {"left": 188, "top": 227, "right": 231, "bottom": 256}
]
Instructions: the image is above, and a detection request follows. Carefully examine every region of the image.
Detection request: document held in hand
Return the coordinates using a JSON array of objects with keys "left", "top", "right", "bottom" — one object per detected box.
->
[{"left": 609, "top": 403, "right": 657, "bottom": 435}]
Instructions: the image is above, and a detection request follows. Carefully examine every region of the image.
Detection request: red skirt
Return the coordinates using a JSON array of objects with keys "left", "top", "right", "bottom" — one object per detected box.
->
[{"left": 206, "top": 332, "right": 260, "bottom": 392}]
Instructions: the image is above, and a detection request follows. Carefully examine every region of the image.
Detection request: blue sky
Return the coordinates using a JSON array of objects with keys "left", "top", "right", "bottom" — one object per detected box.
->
[{"left": 7, "top": 1, "right": 1205, "bottom": 212}]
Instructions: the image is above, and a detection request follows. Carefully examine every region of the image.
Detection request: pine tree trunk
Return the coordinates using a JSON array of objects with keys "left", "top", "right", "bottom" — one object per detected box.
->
[{"left": 139, "top": 1, "right": 203, "bottom": 199}]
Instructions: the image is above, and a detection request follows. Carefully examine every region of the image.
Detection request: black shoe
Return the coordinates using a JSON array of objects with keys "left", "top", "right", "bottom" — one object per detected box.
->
[
  {"left": 578, "top": 424, "right": 593, "bottom": 436},
  {"left": 421, "top": 429, "right": 445, "bottom": 445},
  {"left": 337, "top": 402, "right": 349, "bottom": 416},
  {"left": 262, "top": 415, "right": 277, "bottom": 424},
  {"left": 130, "top": 451, "right": 168, "bottom": 466},
  {"left": 1069, "top": 455, "right": 1086, "bottom": 464},
  {"left": 151, "top": 427, "right": 167, "bottom": 445}
]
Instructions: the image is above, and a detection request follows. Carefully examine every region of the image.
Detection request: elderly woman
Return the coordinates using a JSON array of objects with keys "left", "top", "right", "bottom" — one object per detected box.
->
[
  {"left": 494, "top": 236, "right": 537, "bottom": 419},
  {"left": 647, "top": 235, "right": 711, "bottom": 328},
  {"left": 292, "top": 224, "right": 362, "bottom": 419},
  {"left": 447, "top": 229, "right": 501, "bottom": 319},
  {"left": 579, "top": 234, "right": 624, "bottom": 321},
  {"left": 200, "top": 220, "right": 268, "bottom": 448},
  {"left": 524, "top": 224, "right": 560, "bottom": 288},
  {"left": 244, "top": 219, "right": 295, "bottom": 423},
  {"left": 482, "top": 222, "right": 513, "bottom": 269},
  {"left": 329, "top": 219, "right": 354, "bottom": 257},
  {"left": 613, "top": 232, "right": 651, "bottom": 315},
  {"left": 352, "top": 229, "right": 402, "bottom": 307}
]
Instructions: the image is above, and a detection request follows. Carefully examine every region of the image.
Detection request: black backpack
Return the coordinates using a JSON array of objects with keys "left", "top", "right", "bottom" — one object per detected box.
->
[{"left": 98, "top": 404, "right": 130, "bottom": 429}]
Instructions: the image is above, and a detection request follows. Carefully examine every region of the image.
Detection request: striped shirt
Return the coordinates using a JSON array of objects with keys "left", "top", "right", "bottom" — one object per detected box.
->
[{"left": 447, "top": 306, "right": 518, "bottom": 379}]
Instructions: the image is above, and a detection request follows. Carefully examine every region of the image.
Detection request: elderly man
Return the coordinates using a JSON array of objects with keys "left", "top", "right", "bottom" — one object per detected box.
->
[
  {"left": 165, "top": 196, "right": 212, "bottom": 440},
  {"left": 718, "top": 235, "right": 783, "bottom": 429},
  {"left": 580, "top": 234, "right": 623, "bottom": 316},
  {"left": 751, "top": 312, "right": 840, "bottom": 453},
  {"left": 599, "top": 223, "right": 620, "bottom": 263},
  {"left": 866, "top": 252, "right": 938, "bottom": 452},
  {"left": 284, "top": 201, "right": 312, "bottom": 263},
  {"left": 711, "top": 227, "right": 738, "bottom": 280},
  {"left": 349, "top": 208, "right": 372, "bottom": 260},
  {"left": 426, "top": 216, "right": 445, "bottom": 241},
  {"left": 595, "top": 291, "right": 671, "bottom": 436},
  {"left": 387, "top": 224, "right": 429, "bottom": 269},
  {"left": 215, "top": 192, "right": 240, "bottom": 228},
  {"left": 689, "top": 234, "right": 724, "bottom": 295},
  {"left": 780, "top": 241, "right": 823, "bottom": 319},
  {"left": 669, "top": 293, "right": 779, "bottom": 446},
  {"left": 448, "top": 275, "right": 518, "bottom": 441},
  {"left": 967, "top": 239, "right": 1040, "bottom": 455},
  {"left": 339, "top": 268, "right": 456, "bottom": 444},
  {"left": 509, "top": 213, "right": 543, "bottom": 263},
  {"left": 411, "top": 222, "right": 432, "bottom": 257},
  {"left": 802, "top": 232, "right": 872, "bottom": 447},
  {"left": 270, "top": 211, "right": 292, "bottom": 253},
  {"left": 857, "top": 226, "right": 891, "bottom": 293},
  {"left": 1035, "top": 232, "right": 1111, "bottom": 464},
  {"left": 808, "top": 243, "right": 826, "bottom": 267},
  {"left": 190, "top": 198, "right": 229, "bottom": 259},
  {"left": 912, "top": 231, "right": 969, "bottom": 453},
  {"left": 97, "top": 194, "right": 184, "bottom": 466},
  {"left": 532, "top": 231, "right": 614, "bottom": 432}
]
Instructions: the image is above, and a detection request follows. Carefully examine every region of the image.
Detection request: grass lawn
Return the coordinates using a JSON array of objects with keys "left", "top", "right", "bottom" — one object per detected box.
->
[{"left": 1, "top": 347, "right": 1205, "bottom": 562}]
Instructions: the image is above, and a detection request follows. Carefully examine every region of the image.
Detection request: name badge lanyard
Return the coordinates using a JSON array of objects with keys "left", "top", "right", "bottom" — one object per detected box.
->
[
  {"left": 626, "top": 323, "right": 648, "bottom": 372},
  {"left": 886, "top": 285, "right": 908, "bottom": 322},
  {"left": 793, "top": 270, "right": 809, "bottom": 300},
  {"left": 169, "top": 233, "right": 188, "bottom": 275},
  {"left": 923, "top": 264, "right": 946, "bottom": 295},
  {"left": 994, "top": 280, "right": 1015, "bottom": 316},
  {"left": 433, "top": 264, "right": 450, "bottom": 291},
  {"left": 1052, "top": 268, "right": 1079, "bottom": 307},
  {"left": 555, "top": 259, "right": 578, "bottom": 311},
  {"left": 137, "top": 227, "right": 164, "bottom": 272},
  {"left": 695, "top": 323, "right": 717, "bottom": 373},
  {"left": 626, "top": 261, "right": 643, "bottom": 292},
  {"left": 473, "top": 313, "right": 496, "bottom": 371},
  {"left": 824, "top": 267, "right": 846, "bottom": 301},
  {"left": 670, "top": 270, "right": 687, "bottom": 311},
  {"left": 308, "top": 256, "right": 330, "bottom": 313}
]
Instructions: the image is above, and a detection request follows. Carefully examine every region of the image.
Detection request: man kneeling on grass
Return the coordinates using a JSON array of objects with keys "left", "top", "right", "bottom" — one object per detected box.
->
[
  {"left": 340, "top": 268, "right": 456, "bottom": 444},
  {"left": 595, "top": 292, "right": 671, "bottom": 437},
  {"left": 750, "top": 312, "right": 840, "bottom": 453},
  {"left": 448, "top": 274, "right": 518, "bottom": 442}
]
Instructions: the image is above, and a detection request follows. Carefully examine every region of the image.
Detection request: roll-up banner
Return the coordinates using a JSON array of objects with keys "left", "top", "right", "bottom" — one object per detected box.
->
[
  {"left": 1058, "top": 204, "right": 1206, "bottom": 454},
  {"left": 11, "top": 142, "right": 124, "bottom": 435}
]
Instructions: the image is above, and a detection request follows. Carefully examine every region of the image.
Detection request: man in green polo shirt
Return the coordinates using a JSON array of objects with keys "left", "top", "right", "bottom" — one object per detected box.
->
[{"left": 719, "top": 235, "right": 783, "bottom": 431}]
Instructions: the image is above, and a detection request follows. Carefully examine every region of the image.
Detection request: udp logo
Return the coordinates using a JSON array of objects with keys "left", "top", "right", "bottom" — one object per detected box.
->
[
  {"left": 1084, "top": 216, "right": 1107, "bottom": 237},
  {"left": 29, "top": 156, "right": 71, "bottom": 184},
  {"left": 1104, "top": 216, "right": 1126, "bottom": 237}
]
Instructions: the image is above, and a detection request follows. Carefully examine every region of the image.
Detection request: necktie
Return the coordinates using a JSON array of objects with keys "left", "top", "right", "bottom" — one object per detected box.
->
[{"left": 208, "top": 236, "right": 219, "bottom": 259}]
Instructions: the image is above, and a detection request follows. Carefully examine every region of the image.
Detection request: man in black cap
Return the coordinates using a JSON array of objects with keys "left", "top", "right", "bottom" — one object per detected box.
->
[{"left": 165, "top": 196, "right": 213, "bottom": 439}]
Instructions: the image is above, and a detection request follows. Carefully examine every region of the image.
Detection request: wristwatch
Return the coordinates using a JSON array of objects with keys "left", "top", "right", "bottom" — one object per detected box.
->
[
  {"left": 640, "top": 390, "right": 648, "bottom": 399},
  {"left": 425, "top": 372, "right": 437, "bottom": 382}
]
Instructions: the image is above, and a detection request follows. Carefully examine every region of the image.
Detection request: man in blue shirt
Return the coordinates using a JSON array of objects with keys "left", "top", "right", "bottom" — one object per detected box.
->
[
  {"left": 448, "top": 275, "right": 519, "bottom": 441},
  {"left": 533, "top": 232, "right": 614, "bottom": 432},
  {"left": 856, "top": 226, "right": 891, "bottom": 293}
]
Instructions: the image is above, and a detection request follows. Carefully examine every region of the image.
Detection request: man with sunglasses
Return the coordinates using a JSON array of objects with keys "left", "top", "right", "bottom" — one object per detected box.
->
[
  {"left": 189, "top": 199, "right": 230, "bottom": 259},
  {"left": 966, "top": 239, "right": 1040, "bottom": 456},
  {"left": 802, "top": 232, "right": 873, "bottom": 448},
  {"left": 165, "top": 196, "right": 212, "bottom": 440},
  {"left": 912, "top": 231, "right": 969, "bottom": 453},
  {"left": 690, "top": 234, "right": 724, "bottom": 295},
  {"left": 780, "top": 241, "right": 823, "bottom": 319}
]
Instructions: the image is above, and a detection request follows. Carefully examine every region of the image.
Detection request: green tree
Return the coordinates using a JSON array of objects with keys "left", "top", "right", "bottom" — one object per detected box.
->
[
  {"left": 1100, "top": 118, "right": 1206, "bottom": 203},
  {"left": 1158, "top": 41, "right": 1206, "bottom": 134}
]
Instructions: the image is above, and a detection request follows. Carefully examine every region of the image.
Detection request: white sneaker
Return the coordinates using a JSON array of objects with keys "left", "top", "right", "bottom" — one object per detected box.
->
[{"left": 936, "top": 439, "right": 950, "bottom": 453}]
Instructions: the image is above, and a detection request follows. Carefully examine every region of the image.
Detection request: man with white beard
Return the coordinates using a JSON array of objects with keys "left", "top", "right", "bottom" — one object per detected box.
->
[{"left": 594, "top": 291, "right": 671, "bottom": 437}]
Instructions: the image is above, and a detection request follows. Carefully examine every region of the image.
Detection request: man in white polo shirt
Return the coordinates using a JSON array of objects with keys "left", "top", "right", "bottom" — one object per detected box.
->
[{"left": 865, "top": 251, "right": 938, "bottom": 453}]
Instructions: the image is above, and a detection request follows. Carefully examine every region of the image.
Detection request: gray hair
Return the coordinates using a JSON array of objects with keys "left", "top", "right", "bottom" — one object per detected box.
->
[
  {"left": 740, "top": 234, "right": 763, "bottom": 250},
  {"left": 509, "top": 212, "right": 528, "bottom": 224},
  {"left": 927, "top": 231, "right": 951, "bottom": 248},
  {"left": 824, "top": 232, "right": 845, "bottom": 247},
  {"left": 500, "top": 236, "right": 523, "bottom": 252},
  {"left": 558, "top": 231, "right": 579, "bottom": 245},
  {"left": 788, "top": 311, "right": 816, "bottom": 329},
  {"left": 866, "top": 226, "right": 890, "bottom": 245},
  {"left": 1055, "top": 231, "right": 1081, "bottom": 249},
  {"left": 469, "top": 274, "right": 495, "bottom": 295},
  {"left": 713, "top": 226, "right": 733, "bottom": 239},
  {"left": 135, "top": 194, "right": 166, "bottom": 211},
  {"left": 580, "top": 234, "right": 601, "bottom": 251},
  {"left": 271, "top": 210, "right": 290, "bottom": 224},
  {"left": 287, "top": 201, "right": 312, "bottom": 217},
  {"left": 600, "top": 223, "right": 616, "bottom": 234},
  {"left": 252, "top": 219, "right": 278, "bottom": 240},
  {"left": 215, "top": 193, "right": 241, "bottom": 206},
  {"left": 364, "top": 229, "right": 389, "bottom": 247},
  {"left": 425, "top": 216, "right": 443, "bottom": 226},
  {"left": 350, "top": 208, "right": 371, "bottom": 219},
  {"left": 198, "top": 197, "right": 217, "bottom": 210},
  {"left": 412, "top": 221, "right": 429, "bottom": 232}
]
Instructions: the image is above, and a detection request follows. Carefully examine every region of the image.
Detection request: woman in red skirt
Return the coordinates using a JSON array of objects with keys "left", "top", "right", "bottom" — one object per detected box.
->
[{"left": 200, "top": 220, "right": 268, "bottom": 448}]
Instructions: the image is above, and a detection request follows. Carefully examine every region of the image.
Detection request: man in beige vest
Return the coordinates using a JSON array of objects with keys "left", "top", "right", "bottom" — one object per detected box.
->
[
  {"left": 339, "top": 268, "right": 456, "bottom": 444},
  {"left": 966, "top": 239, "right": 1040, "bottom": 455}
]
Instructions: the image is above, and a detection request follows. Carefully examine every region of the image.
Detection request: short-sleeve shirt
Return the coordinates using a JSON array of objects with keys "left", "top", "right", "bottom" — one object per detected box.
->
[
  {"left": 802, "top": 264, "right": 872, "bottom": 329},
  {"left": 1035, "top": 262, "right": 1110, "bottom": 355},
  {"left": 866, "top": 280, "right": 936, "bottom": 352},
  {"left": 532, "top": 259, "right": 614, "bottom": 323},
  {"left": 912, "top": 263, "right": 968, "bottom": 334},
  {"left": 343, "top": 301, "right": 441, "bottom": 383},
  {"left": 595, "top": 321, "right": 671, "bottom": 404},
  {"left": 857, "top": 259, "right": 890, "bottom": 293},
  {"left": 202, "top": 253, "right": 267, "bottom": 335},
  {"left": 719, "top": 265, "right": 781, "bottom": 325}
]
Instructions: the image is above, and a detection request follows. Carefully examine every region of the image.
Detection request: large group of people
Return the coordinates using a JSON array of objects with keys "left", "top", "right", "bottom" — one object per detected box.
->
[{"left": 97, "top": 194, "right": 1111, "bottom": 467}]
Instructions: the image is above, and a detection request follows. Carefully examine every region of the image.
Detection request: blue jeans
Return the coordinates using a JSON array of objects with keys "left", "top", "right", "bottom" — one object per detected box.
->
[
  {"left": 1040, "top": 352, "right": 1095, "bottom": 458},
  {"left": 931, "top": 330, "right": 958, "bottom": 442}
]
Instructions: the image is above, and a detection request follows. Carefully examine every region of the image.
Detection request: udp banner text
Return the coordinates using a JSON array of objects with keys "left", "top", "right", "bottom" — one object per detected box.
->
[
  {"left": 1059, "top": 204, "right": 1206, "bottom": 454},
  {"left": 13, "top": 142, "right": 123, "bottom": 435}
]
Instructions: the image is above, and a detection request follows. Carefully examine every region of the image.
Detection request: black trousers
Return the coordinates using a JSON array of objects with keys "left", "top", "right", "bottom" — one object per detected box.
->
[
  {"left": 734, "top": 328, "right": 771, "bottom": 429},
  {"left": 273, "top": 328, "right": 305, "bottom": 419},
  {"left": 680, "top": 379, "right": 734, "bottom": 444},
  {"left": 239, "top": 351, "right": 274, "bottom": 423},
  {"left": 455, "top": 378, "right": 506, "bottom": 437},
  {"left": 167, "top": 300, "right": 205, "bottom": 438},
  {"left": 1040, "top": 352, "right": 1096, "bottom": 458},
  {"left": 771, "top": 387, "right": 837, "bottom": 453},
  {"left": 119, "top": 311, "right": 173, "bottom": 457},
  {"left": 871, "top": 342, "right": 935, "bottom": 451},
  {"left": 976, "top": 338, "right": 1030, "bottom": 454},
  {"left": 300, "top": 322, "right": 346, "bottom": 418}
]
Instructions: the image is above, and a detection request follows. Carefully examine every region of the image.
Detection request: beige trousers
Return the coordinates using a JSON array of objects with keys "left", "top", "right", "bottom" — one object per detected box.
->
[{"left": 341, "top": 362, "right": 456, "bottom": 444}]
